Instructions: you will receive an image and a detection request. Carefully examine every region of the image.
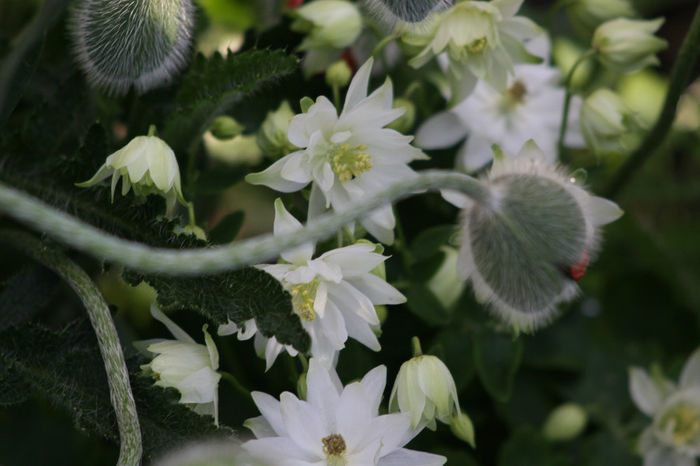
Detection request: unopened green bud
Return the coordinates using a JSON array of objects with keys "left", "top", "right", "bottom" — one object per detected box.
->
[
  {"left": 297, "top": 372, "right": 308, "bottom": 400},
  {"left": 542, "top": 403, "right": 588, "bottom": 442},
  {"left": 427, "top": 246, "right": 465, "bottom": 310},
  {"left": 580, "top": 88, "right": 645, "bottom": 154},
  {"left": 325, "top": 60, "right": 352, "bottom": 88},
  {"left": 386, "top": 98, "right": 417, "bottom": 134},
  {"left": 210, "top": 116, "right": 244, "bottom": 140},
  {"left": 450, "top": 411, "right": 476, "bottom": 447},
  {"left": 257, "top": 101, "right": 297, "bottom": 160},
  {"left": 593, "top": 18, "right": 667, "bottom": 73},
  {"left": 568, "top": 0, "right": 636, "bottom": 35},
  {"left": 292, "top": 0, "right": 362, "bottom": 50}
]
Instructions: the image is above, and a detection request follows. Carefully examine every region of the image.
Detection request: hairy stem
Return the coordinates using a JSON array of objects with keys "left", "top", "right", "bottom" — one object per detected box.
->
[
  {"left": 605, "top": 4, "right": 700, "bottom": 198},
  {"left": 0, "top": 170, "right": 489, "bottom": 276},
  {"left": 0, "top": 229, "right": 142, "bottom": 466}
]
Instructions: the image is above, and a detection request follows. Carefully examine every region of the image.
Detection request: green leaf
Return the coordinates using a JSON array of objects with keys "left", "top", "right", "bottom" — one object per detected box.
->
[
  {"left": 409, "top": 224, "right": 458, "bottom": 262},
  {"left": 498, "top": 428, "right": 567, "bottom": 466},
  {"left": 429, "top": 329, "right": 476, "bottom": 392},
  {"left": 163, "top": 49, "right": 299, "bottom": 154},
  {"left": 0, "top": 266, "right": 59, "bottom": 331},
  {"left": 194, "top": 166, "right": 251, "bottom": 195},
  {"left": 403, "top": 282, "right": 451, "bottom": 326},
  {"left": 0, "top": 319, "right": 234, "bottom": 459},
  {"left": 473, "top": 331, "right": 524, "bottom": 402},
  {"left": 208, "top": 211, "right": 245, "bottom": 244}
]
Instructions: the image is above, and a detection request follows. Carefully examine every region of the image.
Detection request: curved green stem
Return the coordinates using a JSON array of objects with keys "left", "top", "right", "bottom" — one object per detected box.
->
[
  {"left": 0, "top": 229, "right": 142, "bottom": 466},
  {"left": 557, "top": 49, "right": 597, "bottom": 158},
  {"left": 220, "top": 371, "right": 250, "bottom": 398},
  {"left": 605, "top": 4, "right": 700, "bottom": 198},
  {"left": 0, "top": 170, "right": 490, "bottom": 276},
  {"left": 372, "top": 33, "right": 399, "bottom": 59}
]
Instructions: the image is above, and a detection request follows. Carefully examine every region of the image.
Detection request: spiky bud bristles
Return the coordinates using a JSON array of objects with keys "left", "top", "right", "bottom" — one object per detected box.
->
[
  {"left": 365, "top": 0, "right": 453, "bottom": 30},
  {"left": 68, "top": 0, "right": 195, "bottom": 96},
  {"left": 458, "top": 141, "right": 623, "bottom": 331}
]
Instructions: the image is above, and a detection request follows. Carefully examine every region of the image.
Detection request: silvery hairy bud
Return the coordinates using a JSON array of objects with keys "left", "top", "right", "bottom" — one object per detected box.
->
[{"left": 367, "top": 0, "right": 453, "bottom": 25}]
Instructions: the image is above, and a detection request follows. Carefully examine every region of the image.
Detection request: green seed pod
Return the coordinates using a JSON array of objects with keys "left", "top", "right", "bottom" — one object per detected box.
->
[{"left": 69, "top": 0, "right": 195, "bottom": 95}]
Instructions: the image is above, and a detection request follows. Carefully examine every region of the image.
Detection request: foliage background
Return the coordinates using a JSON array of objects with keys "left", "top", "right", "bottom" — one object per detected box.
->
[{"left": 0, "top": 0, "right": 699, "bottom": 464}]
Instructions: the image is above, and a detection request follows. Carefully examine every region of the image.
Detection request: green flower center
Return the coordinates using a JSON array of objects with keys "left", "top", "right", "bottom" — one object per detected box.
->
[
  {"left": 330, "top": 143, "right": 372, "bottom": 182},
  {"left": 662, "top": 403, "right": 700, "bottom": 446},
  {"left": 290, "top": 280, "right": 320, "bottom": 322},
  {"left": 467, "top": 37, "right": 487, "bottom": 54},
  {"left": 322, "top": 433, "right": 347, "bottom": 465}
]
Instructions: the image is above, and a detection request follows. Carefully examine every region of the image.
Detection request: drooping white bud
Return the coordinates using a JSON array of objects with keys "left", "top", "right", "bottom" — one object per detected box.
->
[
  {"left": 457, "top": 141, "right": 623, "bottom": 331},
  {"left": 291, "top": 0, "right": 362, "bottom": 51},
  {"left": 593, "top": 18, "right": 667, "bottom": 74},
  {"left": 580, "top": 88, "right": 646, "bottom": 155},
  {"left": 69, "top": 0, "right": 195, "bottom": 95},
  {"left": 76, "top": 131, "right": 186, "bottom": 210}
]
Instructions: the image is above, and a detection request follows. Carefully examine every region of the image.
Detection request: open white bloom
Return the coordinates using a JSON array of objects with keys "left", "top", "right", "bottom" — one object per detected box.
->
[
  {"left": 233, "top": 199, "right": 405, "bottom": 368},
  {"left": 246, "top": 58, "right": 427, "bottom": 244},
  {"left": 138, "top": 304, "right": 220, "bottom": 425},
  {"left": 389, "top": 353, "right": 461, "bottom": 431},
  {"left": 450, "top": 141, "right": 623, "bottom": 331},
  {"left": 416, "top": 60, "right": 584, "bottom": 172},
  {"left": 218, "top": 318, "right": 299, "bottom": 372},
  {"left": 630, "top": 348, "right": 700, "bottom": 466},
  {"left": 405, "top": 0, "right": 543, "bottom": 103},
  {"left": 243, "top": 358, "right": 446, "bottom": 466},
  {"left": 77, "top": 133, "right": 186, "bottom": 209}
]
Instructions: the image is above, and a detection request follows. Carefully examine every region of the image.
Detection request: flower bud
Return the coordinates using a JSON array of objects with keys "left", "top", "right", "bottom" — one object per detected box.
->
[
  {"left": 76, "top": 132, "right": 187, "bottom": 210},
  {"left": 593, "top": 18, "right": 667, "bottom": 73},
  {"left": 367, "top": 0, "right": 453, "bottom": 26},
  {"left": 450, "top": 411, "right": 476, "bottom": 447},
  {"left": 389, "top": 353, "right": 461, "bottom": 429},
  {"left": 292, "top": 0, "right": 362, "bottom": 50},
  {"left": 325, "top": 60, "right": 352, "bottom": 88},
  {"left": 386, "top": 97, "right": 417, "bottom": 134},
  {"left": 458, "top": 141, "right": 623, "bottom": 331},
  {"left": 567, "top": 0, "right": 636, "bottom": 35},
  {"left": 580, "top": 88, "right": 645, "bottom": 154},
  {"left": 427, "top": 246, "right": 466, "bottom": 310},
  {"left": 138, "top": 305, "right": 221, "bottom": 425},
  {"left": 209, "top": 116, "right": 244, "bottom": 140},
  {"left": 69, "top": 0, "right": 195, "bottom": 95},
  {"left": 256, "top": 101, "right": 297, "bottom": 160},
  {"left": 542, "top": 403, "right": 588, "bottom": 442}
]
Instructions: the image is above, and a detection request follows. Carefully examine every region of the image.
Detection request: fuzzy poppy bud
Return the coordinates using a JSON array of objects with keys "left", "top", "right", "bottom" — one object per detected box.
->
[
  {"left": 69, "top": 0, "right": 195, "bottom": 95},
  {"left": 367, "top": 0, "right": 453, "bottom": 25},
  {"left": 457, "top": 141, "right": 623, "bottom": 331}
]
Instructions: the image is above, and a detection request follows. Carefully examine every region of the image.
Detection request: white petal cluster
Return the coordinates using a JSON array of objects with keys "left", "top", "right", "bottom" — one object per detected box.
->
[
  {"left": 243, "top": 358, "right": 446, "bottom": 466},
  {"left": 222, "top": 199, "right": 406, "bottom": 369},
  {"left": 452, "top": 141, "right": 623, "bottom": 330},
  {"left": 405, "top": 0, "right": 543, "bottom": 103},
  {"left": 218, "top": 318, "right": 299, "bottom": 372},
  {"left": 246, "top": 58, "right": 427, "bottom": 245},
  {"left": 76, "top": 134, "right": 186, "bottom": 210},
  {"left": 138, "top": 305, "right": 221, "bottom": 425},
  {"left": 630, "top": 348, "right": 700, "bottom": 466},
  {"left": 416, "top": 59, "right": 584, "bottom": 172}
]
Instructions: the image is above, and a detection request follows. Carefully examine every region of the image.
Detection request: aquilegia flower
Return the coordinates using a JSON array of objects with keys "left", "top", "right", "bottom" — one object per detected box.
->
[
  {"left": 242, "top": 358, "right": 446, "bottom": 465},
  {"left": 138, "top": 304, "right": 221, "bottom": 425},
  {"left": 450, "top": 141, "right": 623, "bottom": 331},
  {"left": 416, "top": 60, "right": 584, "bottom": 171},
  {"left": 630, "top": 348, "right": 700, "bottom": 466},
  {"left": 77, "top": 131, "right": 186, "bottom": 210},
  {"left": 218, "top": 318, "right": 299, "bottom": 372},
  {"left": 404, "top": 0, "right": 543, "bottom": 103},
  {"left": 224, "top": 199, "right": 406, "bottom": 369},
  {"left": 246, "top": 58, "right": 427, "bottom": 244}
]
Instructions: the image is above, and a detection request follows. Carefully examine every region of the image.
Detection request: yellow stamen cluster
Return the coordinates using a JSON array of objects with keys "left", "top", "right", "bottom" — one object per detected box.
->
[
  {"left": 291, "top": 280, "right": 320, "bottom": 321},
  {"left": 467, "top": 37, "right": 487, "bottom": 54},
  {"left": 330, "top": 143, "right": 372, "bottom": 182},
  {"left": 501, "top": 80, "right": 527, "bottom": 111},
  {"left": 664, "top": 403, "right": 700, "bottom": 446},
  {"left": 322, "top": 433, "right": 347, "bottom": 465}
]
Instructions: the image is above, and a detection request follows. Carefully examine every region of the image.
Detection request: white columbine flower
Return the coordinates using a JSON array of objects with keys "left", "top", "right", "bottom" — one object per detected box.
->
[
  {"left": 630, "top": 348, "right": 700, "bottom": 466},
  {"left": 405, "top": 0, "right": 543, "bottom": 103},
  {"left": 224, "top": 199, "right": 406, "bottom": 369},
  {"left": 243, "top": 358, "right": 446, "bottom": 466},
  {"left": 138, "top": 304, "right": 221, "bottom": 425},
  {"left": 449, "top": 141, "right": 623, "bottom": 331},
  {"left": 246, "top": 58, "right": 427, "bottom": 245},
  {"left": 218, "top": 318, "right": 299, "bottom": 372},
  {"left": 416, "top": 60, "right": 585, "bottom": 172},
  {"left": 77, "top": 132, "right": 186, "bottom": 210}
]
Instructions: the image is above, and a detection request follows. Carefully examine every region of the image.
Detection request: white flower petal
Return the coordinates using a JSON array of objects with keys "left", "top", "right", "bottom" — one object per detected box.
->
[
  {"left": 343, "top": 309, "right": 381, "bottom": 352},
  {"left": 680, "top": 347, "right": 700, "bottom": 389},
  {"left": 273, "top": 198, "right": 315, "bottom": 264},
  {"left": 176, "top": 367, "right": 220, "bottom": 404},
  {"left": 343, "top": 58, "right": 373, "bottom": 114},
  {"left": 588, "top": 196, "right": 624, "bottom": 227},
  {"left": 244, "top": 415, "right": 276, "bottom": 438},
  {"left": 246, "top": 155, "right": 311, "bottom": 192},
  {"left": 150, "top": 304, "right": 196, "bottom": 344},
  {"left": 361, "top": 365, "right": 387, "bottom": 414},
  {"left": 280, "top": 393, "right": 326, "bottom": 458},
  {"left": 243, "top": 437, "right": 318, "bottom": 465},
  {"left": 629, "top": 367, "right": 665, "bottom": 416},
  {"left": 346, "top": 274, "right": 406, "bottom": 305},
  {"left": 415, "top": 111, "right": 466, "bottom": 150},
  {"left": 379, "top": 448, "right": 447, "bottom": 466},
  {"left": 251, "top": 391, "right": 287, "bottom": 437}
]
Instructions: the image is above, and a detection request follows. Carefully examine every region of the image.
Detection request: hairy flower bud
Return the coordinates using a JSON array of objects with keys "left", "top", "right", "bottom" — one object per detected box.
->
[
  {"left": 292, "top": 0, "right": 362, "bottom": 50},
  {"left": 76, "top": 132, "right": 186, "bottom": 210},
  {"left": 367, "top": 0, "right": 453, "bottom": 26},
  {"left": 580, "top": 88, "right": 645, "bottom": 154},
  {"left": 542, "top": 403, "right": 588, "bottom": 442},
  {"left": 457, "top": 141, "right": 623, "bottom": 331},
  {"left": 593, "top": 18, "right": 667, "bottom": 73},
  {"left": 389, "top": 352, "right": 461, "bottom": 429},
  {"left": 69, "top": 0, "right": 195, "bottom": 95}
]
